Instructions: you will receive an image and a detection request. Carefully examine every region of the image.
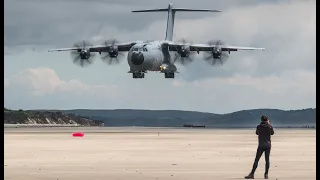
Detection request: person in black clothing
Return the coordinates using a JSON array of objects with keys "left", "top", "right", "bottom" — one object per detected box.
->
[{"left": 245, "top": 115, "right": 274, "bottom": 179}]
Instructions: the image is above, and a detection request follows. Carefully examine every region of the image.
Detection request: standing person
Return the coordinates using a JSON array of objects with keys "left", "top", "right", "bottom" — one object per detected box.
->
[{"left": 245, "top": 115, "right": 274, "bottom": 179}]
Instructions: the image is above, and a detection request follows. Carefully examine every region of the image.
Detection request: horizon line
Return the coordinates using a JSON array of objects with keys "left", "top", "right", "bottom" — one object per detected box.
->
[{"left": 4, "top": 107, "right": 316, "bottom": 115}]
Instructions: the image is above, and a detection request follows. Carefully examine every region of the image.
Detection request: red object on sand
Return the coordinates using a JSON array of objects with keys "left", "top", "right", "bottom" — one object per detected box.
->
[{"left": 72, "top": 132, "right": 84, "bottom": 137}]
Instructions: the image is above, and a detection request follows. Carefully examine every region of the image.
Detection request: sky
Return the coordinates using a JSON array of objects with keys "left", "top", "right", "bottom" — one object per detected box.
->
[{"left": 4, "top": 0, "right": 316, "bottom": 114}]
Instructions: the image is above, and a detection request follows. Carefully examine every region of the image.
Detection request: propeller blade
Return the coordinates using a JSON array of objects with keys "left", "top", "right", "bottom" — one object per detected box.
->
[
  {"left": 180, "top": 58, "right": 185, "bottom": 65},
  {"left": 202, "top": 40, "right": 230, "bottom": 66},
  {"left": 204, "top": 54, "right": 213, "bottom": 61},
  {"left": 212, "top": 59, "right": 217, "bottom": 65},
  {"left": 104, "top": 39, "right": 120, "bottom": 46},
  {"left": 173, "top": 53, "right": 179, "bottom": 62},
  {"left": 72, "top": 55, "right": 81, "bottom": 63},
  {"left": 69, "top": 40, "right": 95, "bottom": 68},
  {"left": 186, "top": 57, "right": 193, "bottom": 62},
  {"left": 100, "top": 39, "right": 124, "bottom": 65},
  {"left": 172, "top": 38, "right": 195, "bottom": 66},
  {"left": 108, "top": 58, "right": 113, "bottom": 65}
]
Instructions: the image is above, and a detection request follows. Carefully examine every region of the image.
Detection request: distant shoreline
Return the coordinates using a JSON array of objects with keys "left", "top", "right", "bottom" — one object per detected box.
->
[
  {"left": 5, "top": 108, "right": 315, "bottom": 128},
  {"left": 4, "top": 124, "right": 84, "bottom": 128},
  {"left": 3, "top": 124, "right": 315, "bottom": 129}
]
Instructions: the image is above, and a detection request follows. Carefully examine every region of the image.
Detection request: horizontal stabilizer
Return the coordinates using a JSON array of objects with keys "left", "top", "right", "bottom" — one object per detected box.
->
[
  {"left": 132, "top": 8, "right": 169, "bottom": 12},
  {"left": 132, "top": 8, "right": 221, "bottom": 13},
  {"left": 132, "top": 4, "right": 221, "bottom": 41},
  {"left": 172, "top": 8, "right": 221, "bottom": 12}
]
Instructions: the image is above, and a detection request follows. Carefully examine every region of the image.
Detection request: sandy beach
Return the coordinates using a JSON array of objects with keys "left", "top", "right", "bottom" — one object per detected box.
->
[{"left": 4, "top": 127, "right": 316, "bottom": 180}]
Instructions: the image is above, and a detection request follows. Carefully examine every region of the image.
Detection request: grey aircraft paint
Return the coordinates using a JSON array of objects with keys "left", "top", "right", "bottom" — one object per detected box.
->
[{"left": 48, "top": 3, "right": 265, "bottom": 79}]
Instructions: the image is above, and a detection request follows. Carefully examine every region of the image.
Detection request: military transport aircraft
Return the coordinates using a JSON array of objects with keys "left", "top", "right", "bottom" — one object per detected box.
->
[{"left": 48, "top": 3, "right": 265, "bottom": 79}]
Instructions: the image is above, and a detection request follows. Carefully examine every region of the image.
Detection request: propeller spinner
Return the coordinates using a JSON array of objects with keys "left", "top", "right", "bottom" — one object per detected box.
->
[
  {"left": 172, "top": 38, "right": 197, "bottom": 65},
  {"left": 204, "top": 40, "right": 229, "bottom": 66},
  {"left": 100, "top": 39, "right": 125, "bottom": 65},
  {"left": 70, "top": 40, "right": 96, "bottom": 67}
]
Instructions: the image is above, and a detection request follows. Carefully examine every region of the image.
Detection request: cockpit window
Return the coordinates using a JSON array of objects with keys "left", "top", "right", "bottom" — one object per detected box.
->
[{"left": 133, "top": 47, "right": 148, "bottom": 52}]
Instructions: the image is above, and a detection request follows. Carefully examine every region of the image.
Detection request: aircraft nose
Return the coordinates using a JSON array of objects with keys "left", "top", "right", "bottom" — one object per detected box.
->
[{"left": 131, "top": 52, "right": 144, "bottom": 65}]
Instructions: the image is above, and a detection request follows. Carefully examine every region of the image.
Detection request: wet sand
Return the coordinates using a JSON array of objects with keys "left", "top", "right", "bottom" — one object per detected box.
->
[{"left": 4, "top": 127, "right": 316, "bottom": 180}]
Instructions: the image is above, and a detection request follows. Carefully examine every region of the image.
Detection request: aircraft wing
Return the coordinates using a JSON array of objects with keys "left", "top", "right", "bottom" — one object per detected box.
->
[
  {"left": 166, "top": 42, "right": 265, "bottom": 52},
  {"left": 48, "top": 42, "right": 136, "bottom": 52}
]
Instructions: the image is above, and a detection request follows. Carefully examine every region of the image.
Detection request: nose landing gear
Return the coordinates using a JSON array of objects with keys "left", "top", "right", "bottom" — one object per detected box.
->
[{"left": 132, "top": 71, "right": 145, "bottom": 78}]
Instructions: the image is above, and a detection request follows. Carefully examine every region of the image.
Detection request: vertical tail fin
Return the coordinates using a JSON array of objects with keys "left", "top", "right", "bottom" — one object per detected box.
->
[{"left": 132, "top": 3, "right": 221, "bottom": 41}]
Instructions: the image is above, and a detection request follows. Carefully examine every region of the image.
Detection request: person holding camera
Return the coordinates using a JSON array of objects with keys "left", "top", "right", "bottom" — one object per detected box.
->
[{"left": 245, "top": 115, "right": 274, "bottom": 179}]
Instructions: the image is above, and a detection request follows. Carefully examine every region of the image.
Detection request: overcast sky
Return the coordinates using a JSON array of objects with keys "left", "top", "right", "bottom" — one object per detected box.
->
[{"left": 4, "top": 0, "right": 316, "bottom": 114}]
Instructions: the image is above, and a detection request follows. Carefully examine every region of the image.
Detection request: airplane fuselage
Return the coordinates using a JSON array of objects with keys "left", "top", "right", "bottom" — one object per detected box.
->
[
  {"left": 127, "top": 41, "right": 176, "bottom": 73},
  {"left": 47, "top": 3, "right": 264, "bottom": 79}
]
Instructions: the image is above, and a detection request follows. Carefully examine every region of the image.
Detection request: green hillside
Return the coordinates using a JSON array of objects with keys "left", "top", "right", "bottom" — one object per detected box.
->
[
  {"left": 33, "top": 108, "right": 316, "bottom": 128},
  {"left": 4, "top": 108, "right": 103, "bottom": 126}
]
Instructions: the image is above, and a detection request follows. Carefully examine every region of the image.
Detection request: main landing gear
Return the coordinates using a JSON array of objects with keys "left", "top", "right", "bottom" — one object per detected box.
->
[
  {"left": 129, "top": 70, "right": 175, "bottom": 79},
  {"left": 132, "top": 71, "right": 145, "bottom": 78},
  {"left": 164, "top": 72, "right": 175, "bottom": 79}
]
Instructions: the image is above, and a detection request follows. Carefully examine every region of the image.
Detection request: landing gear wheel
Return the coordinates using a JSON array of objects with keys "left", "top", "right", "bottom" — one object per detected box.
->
[
  {"left": 165, "top": 72, "right": 175, "bottom": 79},
  {"left": 133, "top": 72, "right": 145, "bottom": 79}
]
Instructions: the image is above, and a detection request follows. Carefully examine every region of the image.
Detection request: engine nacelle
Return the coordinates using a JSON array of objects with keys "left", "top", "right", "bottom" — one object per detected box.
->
[
  {"left": 109, "top": 46, "right": 119, "bottom": 58},
  {"left": 179, "top": 45, "right": 190, "bottom": 57},
  {"left": 212, "top": 48, "right": 222, "bottom": 59},
  {"left": 80, "top": 49, "right": 90, "bottom": 59}
]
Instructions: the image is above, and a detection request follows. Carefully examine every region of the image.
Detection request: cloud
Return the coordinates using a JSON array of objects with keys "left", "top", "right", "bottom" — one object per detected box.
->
[
  {"left": 3, "top": 67, "right": 315, "bottom": 113},
  {"left": 4, "top": 0, "right": 316, "bottom": 113},
  {"left": 2, "top": 0, "right": 289, "bottom": 48},
  {"left": 5, "top": 68, "right": 119, "bottom": 97},
  {"left": 172, "top": 80, "right": 186, "bottom": 87},
  {"left": 173, "top": 0, "right": 316, "bottom": 81},
  {"left": 5, "top": 0, "right": 315, "bottom": 79},
  {"left": 172, "top": 69, "right": 316, "bottom": 112}
]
